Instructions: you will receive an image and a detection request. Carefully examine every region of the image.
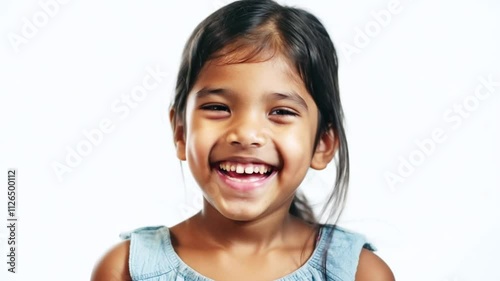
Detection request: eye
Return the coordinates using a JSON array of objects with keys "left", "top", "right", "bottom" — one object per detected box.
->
[
  {"left": 200, "top": 104, "right": 230, "bottom": 112},
  {"left": 199, "top": 103, "right": 230, "bottom": 119},
  {"left": 270, "top": 108, "right": 299, "bottom": 116}
]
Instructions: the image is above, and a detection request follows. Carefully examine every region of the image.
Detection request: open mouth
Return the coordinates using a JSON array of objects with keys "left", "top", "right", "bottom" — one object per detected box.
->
[{"left": 215, "top": 161, "right": 277, "bottom": 184}]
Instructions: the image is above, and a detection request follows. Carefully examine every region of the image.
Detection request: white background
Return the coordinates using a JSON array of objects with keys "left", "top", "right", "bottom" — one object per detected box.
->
[{"left": 1, "top": 0, "right": 499, "bottom": 280}]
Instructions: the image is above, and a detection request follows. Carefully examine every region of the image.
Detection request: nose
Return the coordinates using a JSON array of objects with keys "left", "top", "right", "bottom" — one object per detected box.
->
[{"left": 225, "top": 114, "right": 267, "bottom": 148}]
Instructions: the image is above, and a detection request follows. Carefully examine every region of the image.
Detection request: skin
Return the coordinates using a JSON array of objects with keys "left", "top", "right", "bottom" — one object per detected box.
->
[{"left": 91, "top": 55, "right": 394, "bottom": 281}]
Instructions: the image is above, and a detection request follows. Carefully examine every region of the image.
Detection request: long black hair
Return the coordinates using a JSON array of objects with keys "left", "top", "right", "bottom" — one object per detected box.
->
[{"left": 171, "top": 0, "right": 349, "bottom": 277}]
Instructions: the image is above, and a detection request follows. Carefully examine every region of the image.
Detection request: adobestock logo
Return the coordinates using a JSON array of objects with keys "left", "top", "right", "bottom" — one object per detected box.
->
[
  {"left": 178, "top": 192, "right": 203, "bottom": 220},
  {"left": 340, "top": 0, "right": 405, "bottom": 63},
  {"left": 51, "top": 65, "right": 169, "bottom": 182},
  {"left": 385, "top": 74, "right": 499, "bottom": 191},
  {"left": 8, "top": 0, "right": 72, "bottom": 54}
]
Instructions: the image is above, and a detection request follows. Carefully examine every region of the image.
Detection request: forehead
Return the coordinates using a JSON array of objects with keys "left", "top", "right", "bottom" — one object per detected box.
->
[{"left": 191, "top": 55, "right": 311, "bottom": 102}]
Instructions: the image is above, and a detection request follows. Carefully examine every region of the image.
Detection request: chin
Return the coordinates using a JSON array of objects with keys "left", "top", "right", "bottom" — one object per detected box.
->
[{"left": 214, "top": 203, "right": 266, "bottom": 222}]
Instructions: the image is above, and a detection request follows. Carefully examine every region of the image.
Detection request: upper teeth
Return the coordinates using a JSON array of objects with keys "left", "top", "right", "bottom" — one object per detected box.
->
[{"left": 219, "top": 162, "right": 272, "bottom": 174}]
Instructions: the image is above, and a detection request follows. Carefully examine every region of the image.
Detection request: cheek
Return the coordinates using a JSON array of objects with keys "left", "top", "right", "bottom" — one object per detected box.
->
[
  {"left": 185, "top": 117, "right": 222, "bottom": 165},
  {"left": 186, "top": 131, "right": 210, "bottom": 162},
  {"left": 276, "top": 127, "right": 314, "bottom": 169}
]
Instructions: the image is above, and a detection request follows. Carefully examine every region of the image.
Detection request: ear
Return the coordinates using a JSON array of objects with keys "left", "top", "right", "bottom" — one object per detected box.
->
[
  {"left": 310, "top": 128, "right": 338, "bottom": 170},
  {"left": 169, "top": 108, "right": 186, "bottom": 161}
]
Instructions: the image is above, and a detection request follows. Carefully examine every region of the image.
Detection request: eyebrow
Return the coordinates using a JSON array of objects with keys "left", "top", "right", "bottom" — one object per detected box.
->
[
  {"left": 195, "top": 87, "right": 309, "bottom": 111},
  {"left": 195, "top": 87, "right": 229, "bottom": 99},
  {"left": 269, "top": 91, "right": 309, "bottom": 111}
]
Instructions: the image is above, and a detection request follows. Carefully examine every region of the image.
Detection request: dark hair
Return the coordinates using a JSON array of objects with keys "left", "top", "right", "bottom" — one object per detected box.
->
[{"left": 171, "top": 0, "right": 349, "bottom": 276}]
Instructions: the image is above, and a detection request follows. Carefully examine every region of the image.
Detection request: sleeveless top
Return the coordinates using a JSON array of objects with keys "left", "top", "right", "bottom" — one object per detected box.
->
[{"left": 119, "top": 225, "right": 374, "bottom": 281}]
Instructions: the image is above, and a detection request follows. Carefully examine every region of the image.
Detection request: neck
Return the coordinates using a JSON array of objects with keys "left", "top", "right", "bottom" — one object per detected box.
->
[{"left": 190, "top": 200, "right": 300, "bottom": 251}]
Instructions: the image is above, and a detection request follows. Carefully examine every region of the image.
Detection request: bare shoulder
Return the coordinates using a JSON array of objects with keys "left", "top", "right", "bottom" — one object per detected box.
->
[
  {"left": 355, "top": 248, "right": 395, "bottom": 281},
  {"left": 91, "top": 240, "right": 132, "bottom": 281}
]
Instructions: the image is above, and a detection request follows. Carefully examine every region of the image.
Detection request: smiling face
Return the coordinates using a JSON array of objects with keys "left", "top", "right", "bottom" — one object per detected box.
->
[{"left": 171, "top": 55, "right": 336, "bottom": 222}]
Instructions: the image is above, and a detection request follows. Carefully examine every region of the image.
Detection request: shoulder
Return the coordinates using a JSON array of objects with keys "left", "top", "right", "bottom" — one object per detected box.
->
[
  {"left": 321, "top": 225, "right": 376, "bottom": 252},
  {"left": 355, "top": 248, "right": 395, "bottom": 281},
  {"left": 319, "top": 225, "right": 394, "bottom": 280},
  {"left": 90, "top": 240, "right": 132, "bottom": 281}
]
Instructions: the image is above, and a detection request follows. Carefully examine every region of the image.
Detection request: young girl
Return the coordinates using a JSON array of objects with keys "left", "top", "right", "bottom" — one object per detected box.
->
[{"left": 92, "top": 1, "right": 394, "bottom": 280}]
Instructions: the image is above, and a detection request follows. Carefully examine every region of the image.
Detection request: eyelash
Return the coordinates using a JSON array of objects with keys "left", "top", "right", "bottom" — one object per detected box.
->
[
  {"left": 200, "top": 104, "right": 229, "bottom": 112},
  {"left": 270, "top": 108, "right": 298, "bottom": 116},
  {"left": 200, "top": 104, "right": 299, "bottom": 118}
]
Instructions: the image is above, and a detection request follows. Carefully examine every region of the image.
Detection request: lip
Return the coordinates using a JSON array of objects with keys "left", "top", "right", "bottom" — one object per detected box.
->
[{"left": 215, "top": 168, "right": 277, "bottom": 192}]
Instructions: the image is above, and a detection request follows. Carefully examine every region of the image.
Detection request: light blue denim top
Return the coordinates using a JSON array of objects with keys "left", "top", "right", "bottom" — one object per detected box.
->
[{"left": 119, "top": 225, "right": 374, "bottom": 281}]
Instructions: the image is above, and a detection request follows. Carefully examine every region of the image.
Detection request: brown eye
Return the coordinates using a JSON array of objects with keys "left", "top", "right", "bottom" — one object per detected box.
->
[
  {"left": 199, "top": 103, "right": 231, "bottom": 119},
  {"left": 270, "top": 108, "right": 298, "bottom": 116},
  {"left": 200, "top": 104, "right": 230, "bottom": 112}
]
